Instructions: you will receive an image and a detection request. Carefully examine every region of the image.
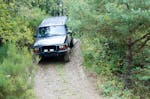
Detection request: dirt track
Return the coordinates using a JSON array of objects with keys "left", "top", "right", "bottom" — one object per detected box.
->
[{"left": 34, "top": 40, "right": 102, "bottom": 99}]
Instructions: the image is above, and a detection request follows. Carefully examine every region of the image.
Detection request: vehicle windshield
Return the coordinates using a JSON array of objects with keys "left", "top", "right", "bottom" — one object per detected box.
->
[{"left": 37, "top": 26, "right": 66, "bottom": 37}]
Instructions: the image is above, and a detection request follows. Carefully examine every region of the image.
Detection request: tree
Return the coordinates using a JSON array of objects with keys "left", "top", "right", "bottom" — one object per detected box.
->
[
  {"left": 97, "top": 0, "right": 150, "bottom": 88},
  {"left": 65, "top": 0, "right": 150, "bottom": 88}
]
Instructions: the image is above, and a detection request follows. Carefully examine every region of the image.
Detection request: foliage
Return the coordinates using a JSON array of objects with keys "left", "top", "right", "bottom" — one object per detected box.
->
[
  {"left": 0, "top": 0, "right": 50, "bottom": 98},
  {"left": 65, "top": 0, "right": 150, "bottom": 98},
  {"left": 0, "top": 0, "right": 47, "bottom": 47},
  {"left": 30, "top": 0, "right": 64, "bottom": 16},
  {"left": 0, "top": 44, "right": 35, "bottom": 99},
  {"left": 98, "top": 76, "right": 136, "bottom": 99}
]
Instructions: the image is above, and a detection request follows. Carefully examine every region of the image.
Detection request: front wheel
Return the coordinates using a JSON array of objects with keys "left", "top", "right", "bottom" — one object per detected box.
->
[
  {"left": 70, "top": 38, "right": 74, "bottom": 48},
  {"left": 64, "top": 52, "right": 70, "bottom": 62}
]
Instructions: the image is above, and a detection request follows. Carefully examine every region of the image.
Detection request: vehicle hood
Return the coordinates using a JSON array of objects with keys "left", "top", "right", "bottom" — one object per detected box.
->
[{"left": 34, "top": 35, "right": 66, "bottom": 47}]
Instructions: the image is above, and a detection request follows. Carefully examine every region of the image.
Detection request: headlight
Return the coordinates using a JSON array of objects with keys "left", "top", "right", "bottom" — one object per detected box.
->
[
  {"left": 34, "top": 48, "right": 40, "bottom": 53},
  {"left": 59, "top": 44, "right": 67, "bottom": 50}
]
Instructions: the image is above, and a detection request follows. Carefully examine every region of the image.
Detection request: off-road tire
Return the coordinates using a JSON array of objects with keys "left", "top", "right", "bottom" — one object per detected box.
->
[
  {"left": 64, "top": 52, "right": 70, "bottom": 62},
  {"left": 70, "top": 38, "right": 74, "bottom": 48}
]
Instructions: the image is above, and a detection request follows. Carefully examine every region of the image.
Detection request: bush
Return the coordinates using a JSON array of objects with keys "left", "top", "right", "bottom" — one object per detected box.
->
[
  {"left": 81, "top": 34, "right": 125, "bottom": 75},
  {"left": 80, "top": 34, "right": 150, "bottom": 98},
  {"left": 0, "top": 1, "right": 48, "bottom": 47},
  {"left": 0, "top": 44, "right": 35, "bottom": 99},
  {"left": 98, "top": 76, "right": 136, "bottom": 99}
]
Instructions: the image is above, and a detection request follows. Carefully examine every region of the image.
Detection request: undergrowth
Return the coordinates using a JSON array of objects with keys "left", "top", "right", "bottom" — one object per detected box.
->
[
  {"left": 80, "top": 34, "right": 150, "bottom": 99},
  {"left": 0, "top": 44, "right": 35, "bottom": 99}
]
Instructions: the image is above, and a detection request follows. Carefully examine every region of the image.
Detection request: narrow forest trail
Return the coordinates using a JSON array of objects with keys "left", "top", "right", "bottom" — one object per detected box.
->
[{"left": 34, "top": 40, "right": 103, "bottom": 99}]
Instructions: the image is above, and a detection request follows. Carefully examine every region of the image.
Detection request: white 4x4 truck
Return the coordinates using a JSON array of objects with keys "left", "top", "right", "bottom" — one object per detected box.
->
[{"left": 33, "top": 16, "right": 74, "bottom": 62}]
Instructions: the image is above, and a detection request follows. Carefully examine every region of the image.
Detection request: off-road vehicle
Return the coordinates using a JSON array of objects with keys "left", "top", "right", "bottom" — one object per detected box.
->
[{"left": 33, "top": 16, "right": 74, "bottom": 62}]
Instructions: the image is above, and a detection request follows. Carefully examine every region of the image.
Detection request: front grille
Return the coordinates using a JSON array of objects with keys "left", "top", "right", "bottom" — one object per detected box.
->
[{"left": 42, "top": 46, "right": 58, "bottom": 52}]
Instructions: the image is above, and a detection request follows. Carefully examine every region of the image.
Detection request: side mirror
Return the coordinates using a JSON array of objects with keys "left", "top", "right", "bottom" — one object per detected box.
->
[
  {"left": 67, "top": 30, "right": 72, "bottom": 34},
  {"left": 67, "top": 32, "right": 72, "bottom": 34}
]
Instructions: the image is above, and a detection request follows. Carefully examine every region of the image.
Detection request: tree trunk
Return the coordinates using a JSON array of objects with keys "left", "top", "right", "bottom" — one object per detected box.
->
[{"left": 125, "top": 36, "right": 132, "bottom": 88}]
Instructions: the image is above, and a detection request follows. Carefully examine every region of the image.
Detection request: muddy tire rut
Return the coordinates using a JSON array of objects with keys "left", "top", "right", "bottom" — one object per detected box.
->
[{"left": 34, "top": 40, "right": 102, "bottom": 99}]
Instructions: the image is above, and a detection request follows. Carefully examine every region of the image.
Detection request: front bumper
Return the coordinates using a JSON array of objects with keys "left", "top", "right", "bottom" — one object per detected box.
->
[{"left": 35, "top": 50, "right": 68, "bottom": 57}]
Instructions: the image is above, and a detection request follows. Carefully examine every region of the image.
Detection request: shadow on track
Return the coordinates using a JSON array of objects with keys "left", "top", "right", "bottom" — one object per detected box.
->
[{"left": 38, "top": 56, "right": 65, "bottom": 65}]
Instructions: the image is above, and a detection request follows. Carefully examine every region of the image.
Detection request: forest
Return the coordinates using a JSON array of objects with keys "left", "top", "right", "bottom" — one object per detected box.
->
[{"left": 0, "top": 0, "right": 149, "bottom": 99}]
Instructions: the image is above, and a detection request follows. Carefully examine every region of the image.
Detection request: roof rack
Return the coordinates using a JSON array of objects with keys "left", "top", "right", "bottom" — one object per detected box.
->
[{"left": 39, "top": 16, "right": 67, "bottom": 27}]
